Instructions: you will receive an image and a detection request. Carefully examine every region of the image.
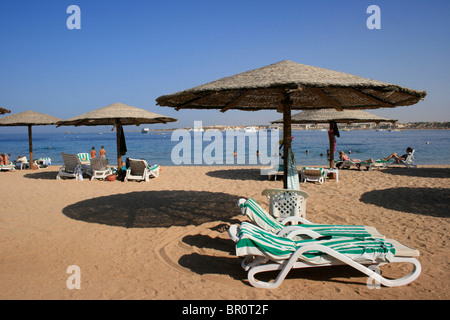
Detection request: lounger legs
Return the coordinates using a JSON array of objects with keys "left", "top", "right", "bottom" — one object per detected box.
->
[{"left": 245, "top": 245, "right": 422, "bottom": 289}]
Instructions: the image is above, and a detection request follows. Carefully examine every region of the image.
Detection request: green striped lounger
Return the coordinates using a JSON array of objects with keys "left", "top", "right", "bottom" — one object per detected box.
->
[
  {"left": 229, "top": 222, "right": 421, "bottom": 289},
  {"left": 239, "top": 198, "right": 385, "bottom": 239}
]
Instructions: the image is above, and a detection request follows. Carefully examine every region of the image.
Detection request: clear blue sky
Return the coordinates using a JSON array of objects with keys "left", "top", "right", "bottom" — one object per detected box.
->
[{"left": 1, "top": 0, "right": 449, "bottom": 133}]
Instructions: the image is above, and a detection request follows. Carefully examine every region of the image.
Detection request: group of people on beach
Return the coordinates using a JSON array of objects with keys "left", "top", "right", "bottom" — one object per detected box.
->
[{"left": 90, "top": 146, "right": 106, "bottom": 159}]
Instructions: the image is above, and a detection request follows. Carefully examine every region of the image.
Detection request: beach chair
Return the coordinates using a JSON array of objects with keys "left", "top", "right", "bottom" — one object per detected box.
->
[
  {"left": 300, "top": 167, "right": 326, "bottom": 184},
  {"left": 13, "top": 156, "right": 29, "bottom": 170},
  {"left": 358, "top": 159, "right": 390, "bottom": 171},
  {"left": 228, "top": 221, "right": 421, "bottom": 289},
  {"left": 34, "top": 157, "right": 52, "bottom": 169},
  {"left": 0, "top": 163, "right": 15, "bottom": 171},
  {"left": 262, "top": 149, "right": 308, "bottom": 220},
  {"left": 385, "top": 149, "right": 417, "bottom": 169},
  {"left": 238, "top": 197, "right": 385, "bottom": 239},
  {"left": 90, "top": 158, "right": 112, "bottom": 181},
  {"left": 124, "top": 158, "right": 160, "bottom": 182},
  {"left": 260, "top": 164, "right": 284, "bottom": 180},
  {"left": 335, "top": 159, "right": 361, "bottom": 170},
  {"left": 76, "top": 153, "right": 91, "bottom": 165},
  {"left": 57, "top": 153, "right": 83, "bottom": 180}
]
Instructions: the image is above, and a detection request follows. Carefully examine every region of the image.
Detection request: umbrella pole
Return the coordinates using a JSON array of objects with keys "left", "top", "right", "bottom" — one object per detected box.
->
[
  {"left": 282, "top": 92, "right": 292, "bottom": 189},
  {"left": 116, "top": 123, "right": 122, "bottom": 172},
  {"left": 28, "top": 125, "right": 33, "bottom": 169},
  {"left": 328, "top": 122, "right": 335, "bottom": 168}
]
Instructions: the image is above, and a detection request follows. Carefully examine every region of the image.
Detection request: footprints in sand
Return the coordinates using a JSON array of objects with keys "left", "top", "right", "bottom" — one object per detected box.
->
[{"left": 154, "top": 223, "right": 243, "bottom": 286}]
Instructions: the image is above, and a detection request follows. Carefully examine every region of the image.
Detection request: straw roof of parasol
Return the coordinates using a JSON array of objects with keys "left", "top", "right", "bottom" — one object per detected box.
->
[
  {"left": 0, "top": 110, "right": 62, "bottom": 126},
  {"left": 57, "top": 102, "right": 177, "bottom": 126},
  {"left": 271, "top": 109, "right": 397, "bottom": 125},
  {"left": 156, "top": 60, "right": 426, "bottom": 112},
  {"left": 0, "top": 107, "right": 11, "bottom": 115}
]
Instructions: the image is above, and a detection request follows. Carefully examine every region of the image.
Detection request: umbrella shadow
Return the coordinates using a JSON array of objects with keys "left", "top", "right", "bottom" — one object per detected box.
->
[
  {"left": 62, "top": 190, "right": 240, "bottom": 228},
  {"left": 24, "top": 170, "right": 58, "bottom": 180},
  {"left": 206, "top": 168, "right": 265, "bottom": 181},
  {"left": 360, "top": 187, "right": 450, "bottom": 218},
  {"left": 380, "top": 167, "right": 450, "bottom": 179}
]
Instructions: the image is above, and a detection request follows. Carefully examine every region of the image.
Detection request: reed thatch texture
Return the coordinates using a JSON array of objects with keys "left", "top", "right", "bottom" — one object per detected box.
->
[
  {"left": 0, "top": 110, "right": 62, "bottom": 126},
  {"left": 56, "top": 103, "right": 177, "bottom": 126},
  {"left": 156, "top": 60, "right": 426, "bottom": 111}
]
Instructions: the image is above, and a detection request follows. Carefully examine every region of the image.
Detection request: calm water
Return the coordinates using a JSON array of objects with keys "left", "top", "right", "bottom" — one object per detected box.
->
[{"left": 0, "top": 129, "right": 449, "bottom": 166}]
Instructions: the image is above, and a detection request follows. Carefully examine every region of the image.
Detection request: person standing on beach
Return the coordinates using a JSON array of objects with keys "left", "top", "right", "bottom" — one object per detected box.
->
[
  {"left": 90, "top": 147, "right": 96, "bottom": 158},
  {"left": 99, "top": 146, "right": 106, "bottom": 158}
]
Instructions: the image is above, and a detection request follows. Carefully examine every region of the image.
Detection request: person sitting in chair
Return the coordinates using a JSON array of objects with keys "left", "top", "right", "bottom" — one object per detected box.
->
[{"left": 382, "top": 147, "right": 413, "bottom": 163}]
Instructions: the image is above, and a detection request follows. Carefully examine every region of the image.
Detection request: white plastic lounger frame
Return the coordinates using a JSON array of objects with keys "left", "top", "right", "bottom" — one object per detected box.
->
[
  {"left": 385, "top": 149, "right": 417, "bottom": 169},
  {"left": 57, "top": 153, "right": 83, "bottom": 180},
  {"left": 90, "top": 158, "right": 112, "bottom": 181},
  {"left": 125, "top": 158, "right": 160, "bottom": 182},
  {"left": 228, "top": 224, "right": 421, "bottom": 289}
]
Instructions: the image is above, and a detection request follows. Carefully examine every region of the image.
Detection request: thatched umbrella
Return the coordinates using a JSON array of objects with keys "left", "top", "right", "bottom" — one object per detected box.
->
[
  {"left": 271, "top": 109, "right": 397, "bottom": 167},
  {"left": 0, "top": 110, "right": 63, "bottom": 166},
  {"left": 0, "top": 107, "right": 11, "bottom": 115},
  {"left": 56, "top": 102, "right": 177, "bottom": 169},
  {"left": 156, "top": 60, "right": 426, "bottom": 188}
]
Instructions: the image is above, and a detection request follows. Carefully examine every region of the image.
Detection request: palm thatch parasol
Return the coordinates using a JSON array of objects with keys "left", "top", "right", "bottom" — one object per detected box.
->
[
  {"left": 0, "top": 110, "right": 63, "bottom": 166},
  {"left": 271, "top": 109, "right": 397, "bottom": 167},
  {"left": 0, "top": 107, "right": 11, "bottom": 115},
  {"left": 56, "top": 102, "right": 178, "bottom": 169},
  {"left": 156, "top": 60, "right": 426, "bottom": 188}
]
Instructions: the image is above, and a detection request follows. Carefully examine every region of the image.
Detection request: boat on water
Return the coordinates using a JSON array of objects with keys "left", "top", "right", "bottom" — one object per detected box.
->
[
  {"left": 241, "top": 126, "right": 258, "bottom": 133},
  {"left": 141, "top": 128, "right": 150, "bottom": 133}
]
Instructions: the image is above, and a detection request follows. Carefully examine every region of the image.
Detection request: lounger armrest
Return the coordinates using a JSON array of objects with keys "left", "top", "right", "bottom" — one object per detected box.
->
[
  {"left": 280, "top": 216, "right": 312, "bottom": 225},
  {"left": 278, "top": 225, "right": 322, "bottom": 239}
]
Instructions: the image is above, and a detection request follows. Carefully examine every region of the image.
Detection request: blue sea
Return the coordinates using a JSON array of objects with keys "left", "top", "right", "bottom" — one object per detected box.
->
[{"left": 0, "top": 129, "right": 449, "bottom": 167}]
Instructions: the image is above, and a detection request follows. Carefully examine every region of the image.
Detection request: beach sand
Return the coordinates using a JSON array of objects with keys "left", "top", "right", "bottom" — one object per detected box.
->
[{"left": 0, "top": 165, "right": 449, "bottom": 300}]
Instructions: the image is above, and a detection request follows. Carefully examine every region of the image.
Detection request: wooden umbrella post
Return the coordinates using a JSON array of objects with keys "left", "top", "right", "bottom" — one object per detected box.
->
[
  {"left": 116, "top": 121, "right": 122, "bottom": 172},
  {"left": 282, "top": 92, "right": 292, "bottom": 189},
  {"left": 28, "top": 124, "right": 33, "bottom": 169},
  {"left": 328, "top": 122, "right": 335, "bottom": 168}
]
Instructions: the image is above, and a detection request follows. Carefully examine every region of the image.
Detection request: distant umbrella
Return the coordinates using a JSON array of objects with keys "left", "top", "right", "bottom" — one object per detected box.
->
[
  {"left": 271, "top": 109, "right": 397, "bottom": 166},
  {"left": 0, "top": 110, "right": 63, "bottom": 166},
  {"left": 56, "top": 102, "right": 177, "bottom": 169},
  {"left": 156, "top": 60, "right": 426, "bottom": 188}
]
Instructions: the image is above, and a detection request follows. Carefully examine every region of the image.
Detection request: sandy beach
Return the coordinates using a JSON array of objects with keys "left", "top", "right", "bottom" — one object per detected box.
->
[{"left": 0, "top": 164, "right": 449, "bottom": 300}]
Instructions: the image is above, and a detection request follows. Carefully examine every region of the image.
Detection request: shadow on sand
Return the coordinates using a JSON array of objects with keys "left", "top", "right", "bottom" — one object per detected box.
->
[
  {"left": 360, "top": 187, "right": 450, "bottom": 218},
  {"left": 380, "top": 167, "right": 450, "bottom": 179},
  {"left": 62, "top": 190, "right": 240, "bottom": 228},
  {"left": 206, "top": 168, "right": 265, "bottom": 181}
]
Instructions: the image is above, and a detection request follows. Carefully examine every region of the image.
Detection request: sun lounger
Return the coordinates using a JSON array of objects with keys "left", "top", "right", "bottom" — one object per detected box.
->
[
  {"left": 124, "top": 158, "right": 160, "bottom": 182},
  {"left": 57, "top": 153, "right": 83, "bottom": 180},
  {"left": 76, "top": 153, "right": 91, "bottom": 165},
  {"left": 237, "top": 197, "right": 385, "bottom": 239},
  {"left": 228, "top": 221, "right": 421, "bottom": 289},
  {"left": 384, "top": 149, "right": 417, "bottom": 168},
  {"left": 35, "top": 157, "right": 52, "bottom": 169},
  {"left": 260, "top": 164, "right": 283, "bottom": 180},
  {"left": 300, "top": 167, "right": 326, "bottom": 184},
  {"left": 0, "top": 163, "right": 15, "bottom": 171},
  {"left": 90, "top": 158, "right": 112, "bottom": 181}
]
